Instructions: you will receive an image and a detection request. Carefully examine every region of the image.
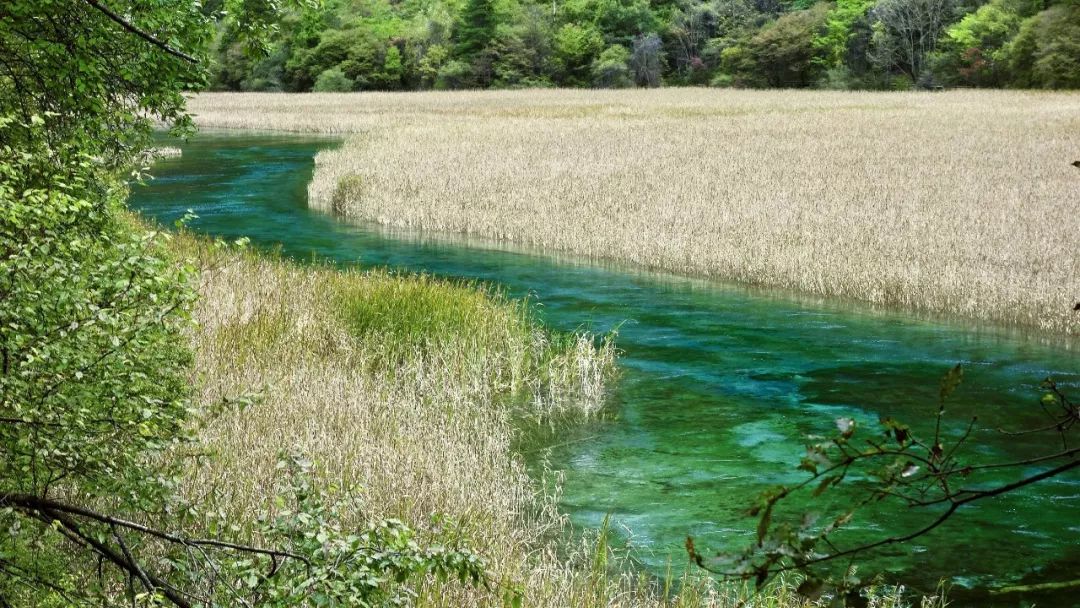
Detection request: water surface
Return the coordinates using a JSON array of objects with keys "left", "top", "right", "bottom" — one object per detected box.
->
[{"left": 131, "top": 133, "right": 1080, "bottom": 606}]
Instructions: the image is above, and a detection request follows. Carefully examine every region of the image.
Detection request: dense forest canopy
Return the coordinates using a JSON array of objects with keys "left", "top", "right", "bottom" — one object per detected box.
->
[{"left": 209, "top": 0, "right": 1080, "bottom": 91}]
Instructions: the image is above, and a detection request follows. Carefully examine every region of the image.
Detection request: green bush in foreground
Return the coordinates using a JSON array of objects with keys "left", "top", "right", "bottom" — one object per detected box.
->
[{"left": 0, "top": 2, "right": 488, "bottom": 606}]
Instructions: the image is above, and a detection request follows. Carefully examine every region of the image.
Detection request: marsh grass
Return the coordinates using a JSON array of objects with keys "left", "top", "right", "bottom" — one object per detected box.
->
[
  {"left": 188, "top": 89, "right": 1080, "bottom": 335},
  {"left": 156, "top": 231, "right": 931, "bottom": 606}
]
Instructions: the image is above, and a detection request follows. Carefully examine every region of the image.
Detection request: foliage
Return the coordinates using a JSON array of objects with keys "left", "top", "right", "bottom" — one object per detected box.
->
[
  {"left": 455, "top": 0, "right": 499, "bottom": 58},
  {"left": 0, "top": 115, "right": 197, "bottom": 604},
  {"left": 687, "top": 365, "right": 1080, "bottom": 604},
  {"left": 592, "top": 44, "right": 635, "bottom": 86},
  {"left": 215, "top": 453, "right": 487, "bottom": 607},
  {"left": 554, "top": 23, "right": 608, "bottom": 84},
  {"left": 813, "top": 0, "right": 876, "bottom": 70},
  {"left": 314, "top": 67, "right": 355, "bottom": 91},
  {"left": 734, "top": 3, "right": 830, "bottom": 87},
  {"left": 207, "top": 0, "right": 1080, "bottom": 90},
  {"left": 0, "top": 2, "right": 489, "bottom": 606},
  {"left": 1004, "top": 0, "right": 1080, "bottom": 88},
  {"left": 935, "top": 0, "right": 1026, "bottom": 85}
]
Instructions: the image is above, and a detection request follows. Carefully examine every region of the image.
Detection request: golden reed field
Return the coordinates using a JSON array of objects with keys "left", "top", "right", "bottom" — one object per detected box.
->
[{"left": 188, "top": 89, "right": 1080, "bottom": 335}]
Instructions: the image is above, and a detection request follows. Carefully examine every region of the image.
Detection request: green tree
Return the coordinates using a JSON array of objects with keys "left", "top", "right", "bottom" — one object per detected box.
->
[
  {"left": 314, "top": 66, "right": 355, "bottom": 91},
  {"left": 738, "top": 3, "right": 830, "bottom": 87},
  {"left": 382, "top": 45, "right": 405, "bottom": 88},
  {"left": 1004, "top": 0, "right": 1080, "bottom": 88},
  {"left": 454, "top": 0, "right": 498, "bottom": 59},
  {"left": 562, "top": 0, "right": 660, "bottom": 46},
  {"left": 933, "top": 0, "right": 1034, "bottom": 86},
  {"left": 554, "top": 22, "right": 608, "bottom": 85},
  {"left": 813, "top": 0, "right": 876, "bottom": 70},
  {"left": 0, "top": 2, "right": 485, "bottom": 605},
  {"left": 592, "top": 44, "right": 635, "bottom": 86}
]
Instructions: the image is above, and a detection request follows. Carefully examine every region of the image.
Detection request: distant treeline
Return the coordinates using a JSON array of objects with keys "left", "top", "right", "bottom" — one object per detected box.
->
[{"left": 207, "top": 0, "right": 1080, "bottom": 91}]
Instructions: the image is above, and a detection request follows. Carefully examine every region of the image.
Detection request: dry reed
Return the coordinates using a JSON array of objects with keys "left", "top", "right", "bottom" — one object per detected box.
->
[
  {"left": 169, "top": 237, "right": 928, "bottom": 606},
  {"left": 188, "top": 89, "right": 1080, "bottom": 335}
]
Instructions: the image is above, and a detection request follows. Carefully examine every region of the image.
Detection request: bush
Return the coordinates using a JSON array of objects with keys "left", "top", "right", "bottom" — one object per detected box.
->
[
  {"left": 313, "top": 67, "right": 354, "bottom": 92},
  {"left": 816, "top": 65, "right": 860, "bottom": 89},
  {"left": 591, "top": 44, "right": 633, "bottom": 88},
  {"left": 710, "top": 71, "right": 736, "bottom": 87},
  {"left": 435, "top": 59, "right": 475, "bottom": 89}
]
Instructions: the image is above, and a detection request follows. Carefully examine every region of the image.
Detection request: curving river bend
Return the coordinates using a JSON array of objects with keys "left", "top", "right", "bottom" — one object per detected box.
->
[{"left": 131, "top": 132, "right": 1080, "bottom": 606}]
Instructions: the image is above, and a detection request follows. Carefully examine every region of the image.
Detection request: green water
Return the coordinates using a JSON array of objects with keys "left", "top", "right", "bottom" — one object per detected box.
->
[{"left": 131, "top": 132, "right": 1080, "bottom": 606}]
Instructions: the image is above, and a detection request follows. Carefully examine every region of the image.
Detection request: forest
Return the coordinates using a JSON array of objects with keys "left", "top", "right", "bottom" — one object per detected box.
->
[{"left": 208, "top": 0, "right": 1080, "bottom": 91}]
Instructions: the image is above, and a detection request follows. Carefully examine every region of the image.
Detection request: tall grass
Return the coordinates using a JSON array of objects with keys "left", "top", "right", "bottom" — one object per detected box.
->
[
  {"left": 188, "top": 89, "right": 1080, "bottom": 335},
  {"left": 164, "top": 234, "right": 930, "bottom": 606}
]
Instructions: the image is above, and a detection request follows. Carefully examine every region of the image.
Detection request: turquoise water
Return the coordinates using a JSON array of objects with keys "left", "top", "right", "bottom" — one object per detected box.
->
[{"left": 131, "top": 133, "right": 1080, "bottom": 606}]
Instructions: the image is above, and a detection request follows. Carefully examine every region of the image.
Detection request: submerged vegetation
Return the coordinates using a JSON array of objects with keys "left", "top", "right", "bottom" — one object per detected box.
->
[{"left": 190, "top": 89, "right": 1080, "bottom": 335}]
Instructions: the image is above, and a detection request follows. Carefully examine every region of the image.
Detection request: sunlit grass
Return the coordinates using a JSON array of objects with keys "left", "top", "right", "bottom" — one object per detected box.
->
[
  {"left": 188, "top": 88, "right": 1080, "bottom": 336},
  {"left": 157, "top": 233, "right": 932, "bottom": 606}
]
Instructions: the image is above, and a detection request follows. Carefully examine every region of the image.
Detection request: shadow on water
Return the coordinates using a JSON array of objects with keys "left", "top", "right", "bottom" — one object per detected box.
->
[{"left": 132, "top": 131, "right": 1080, "bottom": 606}]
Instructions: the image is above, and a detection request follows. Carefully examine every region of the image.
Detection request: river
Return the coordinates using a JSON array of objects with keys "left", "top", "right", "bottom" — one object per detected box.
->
[{"left": 131, "top": 132, "right": 1080, "bottom": 606}]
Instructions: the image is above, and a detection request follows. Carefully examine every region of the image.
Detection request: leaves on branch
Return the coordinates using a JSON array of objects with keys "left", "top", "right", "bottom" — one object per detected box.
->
[{"left": 686, "top": 363, "right": 1079, "bottom": 606}]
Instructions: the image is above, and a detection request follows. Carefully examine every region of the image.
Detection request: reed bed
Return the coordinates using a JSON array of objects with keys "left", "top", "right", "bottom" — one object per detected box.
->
[
  {"left": 189, "top": 89, "right": 1080, "bottom": 335},
  {"left": 167, "top": 236, "right": 927, "bottom": 606}
]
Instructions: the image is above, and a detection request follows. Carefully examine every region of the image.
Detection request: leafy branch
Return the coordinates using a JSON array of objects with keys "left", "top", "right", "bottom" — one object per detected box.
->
[{"left": 687, "top": 365, "right": 1079, "bottom": 605}]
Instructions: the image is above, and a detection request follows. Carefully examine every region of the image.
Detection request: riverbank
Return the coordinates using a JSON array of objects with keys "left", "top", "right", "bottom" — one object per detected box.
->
[
  {"left": 130, "top": 129, "right": 980, "bottom": 606},
  {"left": 164, "top": 233, "right": 928, "bottom": 606},
  {"left": 186, "top": 89, "right": 1080, "bottom": 337}
]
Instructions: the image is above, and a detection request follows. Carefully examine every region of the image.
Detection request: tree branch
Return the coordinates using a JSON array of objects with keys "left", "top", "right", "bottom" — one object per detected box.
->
[
  {"left": 83, "top": 0, "right": 197, "bottom": 64},
  {"left": 36, "top": 507, "right": 193, "bottom": 608},
  {"left": 0, "top": 493, "right": 310, "bottom": 566}
]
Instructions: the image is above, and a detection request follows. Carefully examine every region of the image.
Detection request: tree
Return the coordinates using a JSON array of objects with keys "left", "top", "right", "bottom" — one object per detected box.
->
[
  {"left": 561, "top": 0, "right": 660, "bottom": 47},
  {"left": 630, "top": 32, "right": 665, "bottom": 86},
  {"left": 739, "top": 3, "right": 830, "bottom": 87},
  {"left": 591, "top": 44, "right": 634, "bottom": 86},
  {"left": 0, "top": 2, "right": 485, "bottom": 605},
  {"left": 868, "top": 0, "right": 954, "bottom": 83},
  {"left": 813, "top": 0, "right": 876, "bottom": 70},
  {"left": 554, "top": 22, "right": 607, "bottom": 85},
  {"left": 700, "top": 0, "right": 759, "bottom": 67},
  {"left": 1004, "top": 1, "right": 1080, "bottom": 89},
  {"left": 669, "top": 0, "right": 719, "bottom": 76},
  {"left": 454, "top": 0, "right": 498, "bottom": 59},
  {"left": 687, "top": 365, "right": 1080, "bottom": 605}
]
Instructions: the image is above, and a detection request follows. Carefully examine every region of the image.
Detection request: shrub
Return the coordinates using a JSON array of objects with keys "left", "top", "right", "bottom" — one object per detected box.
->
[
  {"left": 313, "top": 67, "right": 354, "bottom": 92},
  {"left": 591, "top": 44, "right": 633, "bottom": 88},
  {"left": 435, "top": 59, "right": 474, "bottom": 89}
]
